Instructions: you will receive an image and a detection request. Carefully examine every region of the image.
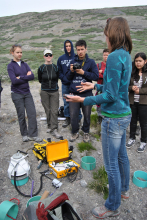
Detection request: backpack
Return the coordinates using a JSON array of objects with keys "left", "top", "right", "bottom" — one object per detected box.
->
[
  {"left": 58, "top": 106, "right": 64, "bottom": 117},
  {"left": 22, "top": 192, "right": 82, "bottom": 220}
]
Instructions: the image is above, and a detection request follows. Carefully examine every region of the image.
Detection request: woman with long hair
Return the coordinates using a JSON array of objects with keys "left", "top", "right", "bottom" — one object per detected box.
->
[
  {"left": 66, "top": 17, "right": 132, "bottom": 218},
  {"left": 126, "top": 52, "right": 147, "bottom": 152},
  {"left": 7, "top": 44, "right": 42, "bottom": 142}
]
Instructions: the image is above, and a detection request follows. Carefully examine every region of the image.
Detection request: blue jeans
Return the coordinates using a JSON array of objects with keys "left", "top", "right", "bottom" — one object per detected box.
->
[
  {"left": 101, "top": 115, "right": 131, "bottom": 211},
  {"left": 62, "top": 84, "right": 82, "bottom": 120},
  {"left": 69, "top": 102, "right": 92, "bottom": 134},
  {"left": 62, "top": 84, "right": 70, "bottom": 118}
]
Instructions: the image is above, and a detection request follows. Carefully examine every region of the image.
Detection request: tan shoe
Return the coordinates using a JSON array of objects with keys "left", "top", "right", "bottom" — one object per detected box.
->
[
  {"left": 51, "top": 129, "right": 62, "bottom": 139},
  {"left": 83, "top": 133, "right": 90, "bottom": 142},
  {"left": 69, "top": 133, "right": 79, "bottom": 142}
]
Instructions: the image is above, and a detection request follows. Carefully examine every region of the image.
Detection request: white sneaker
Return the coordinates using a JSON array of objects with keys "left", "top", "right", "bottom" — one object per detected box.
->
[
  {"left": 22, "top": 136, "right": 28, "bottom": 142},
  {"left": 126, "top": 139, "right": 135, "bottom": 148},
  {"left": 137, "top": 142, "right": 146, "bottom": 153},
  {"left": 28, "top": 137, "right": 43, "bottom": 142},
  {"left": 46, "top": 128, "right": 51, "bottom": 133}
]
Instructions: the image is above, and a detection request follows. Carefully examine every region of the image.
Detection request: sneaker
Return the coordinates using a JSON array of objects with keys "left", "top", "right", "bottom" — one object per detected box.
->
[
  {"left": 137, "top": 142, "right": 146, "bottom": 153},
  {"left": 69, "top": 133, "right": 79, "bottom": 142},
  {"left": 126, "top": 139, "right": 135, "bottom": 148},
  {"left": 46, "top": 128, "right": 51, "bottom": 133},
  {"left": 51, "top": 129, "right": 62, "bottom": 139},
  {"left": 22, "top": 136, "right": 28, "bottom": 142},
  {"left": 28, "top": 137, "right": 43, "bottom": 142},
  {"left": 92, "top": 206, "right": 120, "bottom": 219},
  {"left": 83, "top": 133, "right": 90, "bottom": 142},
  {"left": 62, "top": 117, "right": 70, "bottom": 128},
  {"left": 121, "top": 191, "right": 129, "bottom": 199}
]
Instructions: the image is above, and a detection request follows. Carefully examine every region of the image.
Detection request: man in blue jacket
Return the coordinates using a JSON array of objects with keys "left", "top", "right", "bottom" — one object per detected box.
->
[
  {"left": 66, "top": 40, "right": 99, "bottom": 142},
  {"left": 57, "top": 40, "right": 82, "bottom": 128}
]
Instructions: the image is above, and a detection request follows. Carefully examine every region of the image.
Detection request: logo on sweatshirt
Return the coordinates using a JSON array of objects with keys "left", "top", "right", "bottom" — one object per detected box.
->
[{"left": 61, "top": 59, "right": 72, "bottom": 67}]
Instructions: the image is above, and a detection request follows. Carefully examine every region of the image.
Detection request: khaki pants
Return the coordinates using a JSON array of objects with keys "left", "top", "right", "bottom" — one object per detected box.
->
[{"left": 41, "top": 90, "right": 59, "bottom": 131}]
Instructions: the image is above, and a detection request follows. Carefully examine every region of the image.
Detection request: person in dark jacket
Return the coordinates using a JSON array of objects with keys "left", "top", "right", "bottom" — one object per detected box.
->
[
  {"left": 38, "top": 49, "right": 62, "bottom": 139},
  {"left": 66, "top": 40, "right": 99, "bottom": 142},
  {"left": 7, "top": 44, "right": 42, "bottom": 142},
  {"left": 127, "top": 52, "right": 147, "bottom": 152},
  {"left": 57, "top": 40, "right": 82, "bottom": 128}
]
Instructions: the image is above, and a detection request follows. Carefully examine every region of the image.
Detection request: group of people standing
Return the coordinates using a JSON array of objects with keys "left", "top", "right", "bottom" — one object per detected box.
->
[{"left": 6, "top": 16, "right": 147, "bottom": 219}]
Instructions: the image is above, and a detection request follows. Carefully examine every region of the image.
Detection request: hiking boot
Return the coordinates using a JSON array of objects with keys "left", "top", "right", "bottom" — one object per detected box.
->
[
  {"left": 69, "top": 133, "right": 79, "bottom": 142},
  {"left": 62, "top": 117, "right": 70, "bottom": 128},
  {"left": 28, "top": 137, "right": 43, "bottom": 142},
  {"left": 137, "top": 142, "right": 146, "bottom": 153},
  {"left": 98, "top": 116, "right": 102, "bottom": 125},
  {"left": 121, "top": 191, "right": 129, "bottom": 199},
  {"left": 22, "top": 136, "right": 28, "bottom": 142},
  {"left": 83, "top": 133, "right": 90, "bottom": 142},
  {"left": 126, "top": 139, "right": 135, "bottom": 148},
  {"left": 92, "top": 206, "right": 120, "bottom": 219},
  {"left": 51, "top": 129, "right": 62, "bottom": 139}
]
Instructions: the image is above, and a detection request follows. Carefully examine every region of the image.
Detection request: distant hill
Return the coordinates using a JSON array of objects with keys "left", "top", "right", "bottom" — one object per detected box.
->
[{"left": 0, "top": 5, "right": 147, "bottom": 79}]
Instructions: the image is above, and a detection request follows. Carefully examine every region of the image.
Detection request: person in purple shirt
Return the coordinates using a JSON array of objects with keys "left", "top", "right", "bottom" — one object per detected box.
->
[{"left": 7, "top": 44, "right": 42, "bottom": 142}]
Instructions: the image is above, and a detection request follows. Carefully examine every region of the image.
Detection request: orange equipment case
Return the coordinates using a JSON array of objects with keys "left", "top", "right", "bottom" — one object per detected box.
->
[{"left": 46, "top": 139, "right": 80, "bottom": 178}]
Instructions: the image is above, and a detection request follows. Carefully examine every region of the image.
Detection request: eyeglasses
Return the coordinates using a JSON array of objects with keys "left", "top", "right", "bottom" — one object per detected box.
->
[{"left": 45, "top": 54, "right": 52, "bottom": 57}]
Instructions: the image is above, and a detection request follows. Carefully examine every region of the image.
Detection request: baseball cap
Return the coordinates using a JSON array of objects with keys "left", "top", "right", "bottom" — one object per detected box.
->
[{"left": 43, "top": 49, "right": 52, "bottom": 55}]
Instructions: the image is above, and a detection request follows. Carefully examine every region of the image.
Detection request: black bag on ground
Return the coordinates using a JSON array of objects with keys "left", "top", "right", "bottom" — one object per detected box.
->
[{"left": 58, "top": 106, "right": 64, "bottom": 117}]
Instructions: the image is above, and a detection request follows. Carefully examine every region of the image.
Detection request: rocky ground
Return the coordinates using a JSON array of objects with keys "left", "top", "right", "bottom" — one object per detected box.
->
[{"left": 0, "top": 81, "right": 147, "bottom": 220}]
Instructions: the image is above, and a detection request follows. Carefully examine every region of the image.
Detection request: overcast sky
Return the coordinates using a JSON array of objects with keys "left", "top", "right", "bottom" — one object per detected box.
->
[{"left": 0, "top": 0, "right": 146, "bottom": 17}]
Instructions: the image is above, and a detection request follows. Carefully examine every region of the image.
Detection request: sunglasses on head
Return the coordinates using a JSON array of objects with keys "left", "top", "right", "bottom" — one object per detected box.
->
[
  {"left": 106, "top": 18, "right": 111, "bottom": 24},
  {"left": 45, "top": 53, "right": 52, "bottom": 57}
]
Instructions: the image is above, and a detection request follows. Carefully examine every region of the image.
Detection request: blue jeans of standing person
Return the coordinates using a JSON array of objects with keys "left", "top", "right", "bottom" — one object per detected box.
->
[
  {"left": 101, "top": 114, "right": 131, "bottom": 211},
  {"left": 62, "top": 84, "right": 82, "bottom": 120},
  {"left": 69, "top": 102, "right": 92, "bottom": 134}
]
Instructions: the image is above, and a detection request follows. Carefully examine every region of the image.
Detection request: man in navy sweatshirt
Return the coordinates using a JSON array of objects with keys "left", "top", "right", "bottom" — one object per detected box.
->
[
  {"left": 66, "top": 40, "right": 99, "bottom": 142},
  {"left": 57, "top": 40, "right": 82, "bottom": 127}
]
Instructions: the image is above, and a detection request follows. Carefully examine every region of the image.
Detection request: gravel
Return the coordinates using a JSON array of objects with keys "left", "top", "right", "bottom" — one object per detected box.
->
[{"left": 0, "top": 81, "right": 147, "bottom": 220}]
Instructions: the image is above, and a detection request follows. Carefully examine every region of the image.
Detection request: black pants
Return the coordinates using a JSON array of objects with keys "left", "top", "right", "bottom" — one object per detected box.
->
[
  {"left": 11, "top": 92, "right": 38, "bottom": 137},
  {"left": 69, "top": 101, "right": 92, "bottom": 134},
  {"left": 130, "top": 102, "right": 147, "bottom": 142}
]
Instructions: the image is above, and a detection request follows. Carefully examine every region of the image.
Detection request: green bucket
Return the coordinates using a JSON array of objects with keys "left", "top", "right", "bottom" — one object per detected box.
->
[
  {"left": 81, "top": 156, "right": 96, "bottom": 170},
  {"left": 26, "top": 195, "right": 41, "bottom": 207},
  {"left": 133, "top": 170, "right": 147, "bottom": 188},
  {"left": 11, "top": 176, "right": 29, "bottom": 186},
  {"left": 0, "top": 200, "right": 19, "bottom": 220}
]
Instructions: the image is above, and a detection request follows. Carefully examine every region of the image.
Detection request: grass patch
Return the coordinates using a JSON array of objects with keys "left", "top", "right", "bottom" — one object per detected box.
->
[
  {"left": 91, "top": 107, "right": 96, "bottom": 112},
  {"left": 77, "top": 142, "right": 96, "bottom": 152},
  {"left": 88, "top": 166, "right": 108, "bottom": 199},
  {"left": 93, "top": 134, "right": 100, "bottom": 141},
  {"left": 90, "top": 113, "right": 98, "bottom": 127}
]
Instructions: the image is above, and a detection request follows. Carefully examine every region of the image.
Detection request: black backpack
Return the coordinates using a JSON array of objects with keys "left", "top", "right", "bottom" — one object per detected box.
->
[{"left": 58, "top": 106, "right": 64, "bottom": 117}]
